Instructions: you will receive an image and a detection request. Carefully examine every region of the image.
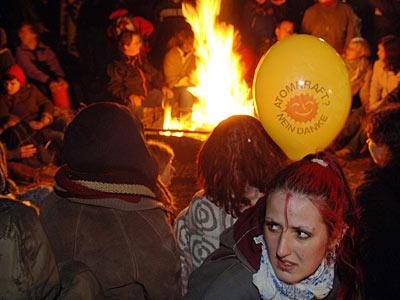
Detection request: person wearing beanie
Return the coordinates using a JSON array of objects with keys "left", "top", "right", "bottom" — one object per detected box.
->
[
  {"left": 0, "top": 64, "right": 64, "bottom": 168},
  {"left": 39, "top": 102, "right": 181, "bottom": 299}
]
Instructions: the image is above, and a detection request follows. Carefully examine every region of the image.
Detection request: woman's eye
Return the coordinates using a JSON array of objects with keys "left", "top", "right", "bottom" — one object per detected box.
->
[
  {"left": 266, "top": 222, "right": 280, "bottom": 232},
  {"left": 297, "top": 230, "right": 311, "bottom": 239}
]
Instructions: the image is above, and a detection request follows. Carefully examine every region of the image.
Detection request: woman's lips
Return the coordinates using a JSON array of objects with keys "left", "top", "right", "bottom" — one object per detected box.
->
[{"left": 276, "top": 259, "right": 297, "bottom": 272}]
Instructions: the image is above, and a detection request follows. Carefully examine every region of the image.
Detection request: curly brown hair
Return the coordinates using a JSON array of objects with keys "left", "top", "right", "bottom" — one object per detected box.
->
[{"left": 197, "top": 115, "right": 287, "bottom": 217}]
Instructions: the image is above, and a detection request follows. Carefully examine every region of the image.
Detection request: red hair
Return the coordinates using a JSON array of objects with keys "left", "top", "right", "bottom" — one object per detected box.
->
[{"left": 266, "top": 153, "right": 362, "bottom": 299}]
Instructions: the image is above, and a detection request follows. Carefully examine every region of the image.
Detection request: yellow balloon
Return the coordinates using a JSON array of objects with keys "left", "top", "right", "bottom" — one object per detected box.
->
[{"left": 253, "top": 34, "right": 351, "bottom": 161}]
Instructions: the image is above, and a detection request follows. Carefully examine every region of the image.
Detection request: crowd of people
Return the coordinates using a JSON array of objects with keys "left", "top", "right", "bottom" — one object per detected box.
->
[{"left": 0, "top": 0, "right": 400, "bottom": 299}]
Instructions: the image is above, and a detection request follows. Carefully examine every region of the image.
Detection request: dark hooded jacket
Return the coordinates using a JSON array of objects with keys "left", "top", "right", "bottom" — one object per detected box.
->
[{"left": 39, "top": 103, "right": 180, "bottom": 299}]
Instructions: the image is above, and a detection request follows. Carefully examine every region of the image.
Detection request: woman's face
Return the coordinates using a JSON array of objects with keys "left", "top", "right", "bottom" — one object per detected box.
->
[
  {"left": 123, "top": 34, "right": 142, "bottom": 57},
  {"left": 264, "top": 189, "right": 330, "bottom": 284},
  {"left": 377, "top": 43, "right": 386, "bottom": 61}
]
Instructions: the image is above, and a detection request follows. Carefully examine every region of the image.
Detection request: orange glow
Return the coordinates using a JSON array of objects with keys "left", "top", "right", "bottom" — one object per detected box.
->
[{"left": 162, "top": 0, "right": 253, "bottom": 134}]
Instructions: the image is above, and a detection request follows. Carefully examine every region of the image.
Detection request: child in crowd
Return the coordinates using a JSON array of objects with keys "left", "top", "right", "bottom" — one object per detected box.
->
[
  {"left": 148, "top": 139, "right": 177, "bottom": 222},
  {"left": 107, "top": 30, "right": 174, "bottom": 121},
  {"left": 174, "top": 115, "right": 287, "bottom": 295},
  {"left": 148, "top": 139, "right": 176, "bottom": 187},
  {"left": 356, "top": 104, "right": 400, "bottom": 298},
  {"left": 0, "top": 64, "right": 63, "bottom": 167},
  {"left": 15, "top": 22, "right": 70, "bottom": 109},
  {"left": 163, "top": 25, "right": 196, "bottom": 118}
]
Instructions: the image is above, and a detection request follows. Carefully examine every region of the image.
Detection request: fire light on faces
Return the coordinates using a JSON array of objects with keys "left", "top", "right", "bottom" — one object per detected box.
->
[{"left": 162, "top": 0, "right": 254, "bottom": 135}]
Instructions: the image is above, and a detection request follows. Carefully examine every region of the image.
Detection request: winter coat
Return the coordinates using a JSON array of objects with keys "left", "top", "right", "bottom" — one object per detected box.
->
[
  {"left": 107, "top": 54, "right": 165, "bottom": 103},
  {"left": 302, "top": 2, "right": 360, "bottom": 54},
  {"left": 40, "top": 192, "right": 181, "bottom": 299},
  {"left": 16, "top": 42, "right": 65, "bottom": 84},
  {"left": 0, "top": 84, "right": 54, "bottom": 124},
  {"left": 0, "top": 199, "right": 104, "bottom": 299},
  {"left": 355, "top": 162, "right": 400, "bottom": 298},
  {"left": 163, "top": 46, "right": 195, "bottom": 88}
]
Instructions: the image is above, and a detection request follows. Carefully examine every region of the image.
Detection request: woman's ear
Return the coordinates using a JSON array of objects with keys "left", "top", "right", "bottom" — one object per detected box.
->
[{"left": 328, "top": 223, "right": 348, "bottom": 252}]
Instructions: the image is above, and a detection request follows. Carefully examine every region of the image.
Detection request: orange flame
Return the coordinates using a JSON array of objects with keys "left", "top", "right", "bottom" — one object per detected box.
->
[{"left": 163, "top": 0, "right": 253, "bottom": 134}]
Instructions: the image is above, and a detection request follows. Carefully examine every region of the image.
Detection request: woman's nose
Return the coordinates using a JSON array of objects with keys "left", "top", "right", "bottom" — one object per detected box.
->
[{"left": 276, "top": 232, "right": 292, "bottom": 258}]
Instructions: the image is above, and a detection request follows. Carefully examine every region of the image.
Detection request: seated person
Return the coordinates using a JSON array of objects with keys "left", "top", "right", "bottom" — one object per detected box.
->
[
  {"left": 163, "top": 26, "right": 196, "bottom": 117},
  {"left": 0, "top": 64, "right": 63, "bottom": 167},
  {"left": 107, "top": 30, "right": 174, "bottom": 120},
  {"left": 40, "top": 102, "right": 180, "bottom": 299},
  {"left": 15, "top": 22, "right": 70, "bottom": 108}
]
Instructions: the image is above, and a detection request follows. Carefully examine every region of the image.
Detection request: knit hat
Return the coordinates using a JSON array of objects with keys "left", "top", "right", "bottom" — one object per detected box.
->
[
  {"left": 5, "top": 64, "right": 26, "bottom": 86},
  {"left": 63, "top": 102, "right": 158, "bottom": 186}
]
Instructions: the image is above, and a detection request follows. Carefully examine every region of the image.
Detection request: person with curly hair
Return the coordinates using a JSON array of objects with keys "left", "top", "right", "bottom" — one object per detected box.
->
[{"left": 174, "top": 115, "right": 287, "bottom": 295}]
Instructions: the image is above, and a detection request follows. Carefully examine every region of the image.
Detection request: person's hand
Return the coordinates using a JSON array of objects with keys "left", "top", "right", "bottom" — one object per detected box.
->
[
  {"left": 19, "top": 144, "right": 37, "bottom": 158},
  {"left": 7, "top": 144, "right": 37, "bottom": 159},
  {"left": 29, "top": 120, "right": 44, "bottom": 130},
  {"left": 162, "top": 87, "right": 174, "bottom": 99},
  {"left": 49, "top": 81, "right": 58, "bottom": 91},
  {"left": 58, "top": 78, "right": 69, "bottom": 89},
  {"left": 128, "top": 94, "right": 144, "bottom": 107}
]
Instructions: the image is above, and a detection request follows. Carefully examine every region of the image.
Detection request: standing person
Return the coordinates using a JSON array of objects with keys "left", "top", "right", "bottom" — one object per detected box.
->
[
  {"left": 163, "top": 25, "right": 196, "bottom": 118},
  {"left": 356, "top": 104, "right": 400, "bottom": 298},
  {"left": 368, "top": 35, "right": 400, "bottom": 112},
  {"left": 39, "top": 102, "right": 181, "bottom": 299},
  {"left": 184, "top": 153, "right": 362, "bottom": 300},
  {"left": 302, "top": 0, "right": 360, "bottom": 54},
  {"left": 15, "top": 22, "right": 70, "bottom": 109},
  {"left": 107, "top": 30, "right": 174, "bottom": 120},
  {"left": 175, "top": 115, "right": 287, "bottom": 295}
]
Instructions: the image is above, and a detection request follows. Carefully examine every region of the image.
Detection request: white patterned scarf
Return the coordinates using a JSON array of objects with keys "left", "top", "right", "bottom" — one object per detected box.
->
[{"left": 252, "top": 235, "right": 334, "bottom": 300}]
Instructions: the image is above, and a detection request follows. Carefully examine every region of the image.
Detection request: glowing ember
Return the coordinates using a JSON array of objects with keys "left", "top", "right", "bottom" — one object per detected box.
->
[{"left": 162, "top": 0, "right": 254, "bottom": 134}]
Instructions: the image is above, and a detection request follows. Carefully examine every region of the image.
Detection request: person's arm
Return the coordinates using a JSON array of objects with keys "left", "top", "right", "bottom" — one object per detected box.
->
[
  {"left": 15, "top": 48, "right": 51, "bottom": 84},
  {"left": 164, "top": 48, "right": 185, "bottom": 87},
  {"left": 368, "top": 61, "right": 383, "bottom": 112},
  {"left": 107, "top": 62, "right": 134, "bottom": 103},
  {"left": 43, "top": 45, "right": 65, "bottom": 79}
]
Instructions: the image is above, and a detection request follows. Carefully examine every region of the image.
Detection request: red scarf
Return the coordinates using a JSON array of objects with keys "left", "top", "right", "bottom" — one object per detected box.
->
[{"left": 55, "top": 165, "right": 156, "bottom": 203}]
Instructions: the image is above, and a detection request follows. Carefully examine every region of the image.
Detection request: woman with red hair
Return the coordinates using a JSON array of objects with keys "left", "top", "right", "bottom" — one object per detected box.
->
[{"left": 184, "top": 153, "right": 362, "bottom": 299}]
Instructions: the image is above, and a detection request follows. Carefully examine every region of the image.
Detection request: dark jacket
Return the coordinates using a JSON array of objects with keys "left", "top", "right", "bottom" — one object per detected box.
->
[
  {"left": 107, "top": 54, "right": 165, "bottom": 103},
  {"left": 356, "top": 162, "right": 400, "bottom": 299},
  {"left": 40, "top": 192, "right": 181, "bottom": 299},
  {"left": 184, "top": 200, "right": 340, "bottom": 300},
  {"left": 0, "top": 198, "right": 60, "bottom": 299},
  {"left": 15, "top": 42, "right": 65, "bottom": 84},
  {"left": 0, "top": 84, "right": 54, "bottom": 124},
  {"left": 0, "top": 199, "right": 105, "bottom": 299}
]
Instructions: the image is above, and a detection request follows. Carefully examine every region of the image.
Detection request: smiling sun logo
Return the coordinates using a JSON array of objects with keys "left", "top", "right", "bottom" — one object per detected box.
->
[{"left": 284, "top": 94, "right": 318, "bottom": 123}]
